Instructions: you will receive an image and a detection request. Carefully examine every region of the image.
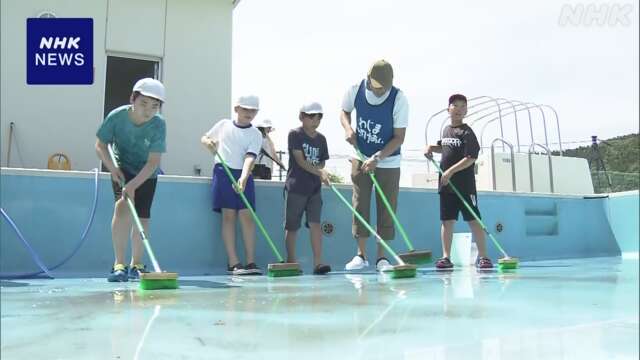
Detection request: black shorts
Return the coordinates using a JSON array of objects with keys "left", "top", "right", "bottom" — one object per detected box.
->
[
  {"left": 440, "top": 192, "right": 481, "bottom": 222},
  {"left": 111, "top": 170, "right": 158, "bottom": 219}
]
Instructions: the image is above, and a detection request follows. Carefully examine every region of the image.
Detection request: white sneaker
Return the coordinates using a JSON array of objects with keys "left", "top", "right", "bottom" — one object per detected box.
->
[
  {"left": 345, "top": 255, "right": 369, "bottom": 271},
  {"left": 376, "top": 257, "right": 393, "bottom": 272}
]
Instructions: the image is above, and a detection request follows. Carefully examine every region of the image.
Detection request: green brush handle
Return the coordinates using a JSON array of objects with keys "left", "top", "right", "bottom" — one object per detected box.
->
[
  {"left": 428, "top": 157, "right": 510, "bottom": 258},
  {"left": 214, "top": 151, "right": 284, "bottom": 263},
  {"left": 330, "top": 184, "right": 405, "bottom": 265},
  {"left": 107, "top": 145, "right": 162, "bottom": 272},
  {"left": 355, "top": 148, "right": 414, "bottom": 251}
]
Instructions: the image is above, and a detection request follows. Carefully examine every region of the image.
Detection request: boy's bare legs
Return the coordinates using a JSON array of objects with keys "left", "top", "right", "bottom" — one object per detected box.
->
[
  {"left": 285, "top": 229, "right": 298, "bottom": 263},
  {"left": 238, "top": 209, "right": 256, "bottom": 264},
  {"left": 130, "top": 218, "right": 149, "bottom": 266},
  {"left": 112, "top": 198, "right": 132, "bottom": 266},
  {"left": 441, "top": 220, "right": 456, "bottom": 258},
  {"left": 468, "top": 220, "right": 487, "bottom": 258},
  {"left": 222, "top": 209, "right": 240, "bottom": 266},
  {"left": 309, "top": 223, "right": 323, "bottom": 266}
]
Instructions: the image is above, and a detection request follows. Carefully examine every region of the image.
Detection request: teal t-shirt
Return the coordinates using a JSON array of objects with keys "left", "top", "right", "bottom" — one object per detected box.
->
[{"left": 96, "top": 105, "right": 166, "bottom": 176}]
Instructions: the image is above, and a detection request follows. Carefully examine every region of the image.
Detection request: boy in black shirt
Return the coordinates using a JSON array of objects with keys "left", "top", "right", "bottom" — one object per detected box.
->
[
  {"left": 285, "top": 102, "right": 332, "bottom": 275},
  {"left": 424, "top": 94, "right": 492, "bottom": 269}
]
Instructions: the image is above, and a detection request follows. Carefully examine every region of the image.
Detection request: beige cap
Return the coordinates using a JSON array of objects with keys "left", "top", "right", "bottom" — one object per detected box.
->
[{"left": 367, "top": 60, "right": 393, "bottom": 89}]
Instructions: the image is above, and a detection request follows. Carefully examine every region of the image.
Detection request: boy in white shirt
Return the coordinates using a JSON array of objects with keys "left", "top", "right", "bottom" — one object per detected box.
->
[{"left": 201, "top": 95, "right": 264, "bottom": 275}]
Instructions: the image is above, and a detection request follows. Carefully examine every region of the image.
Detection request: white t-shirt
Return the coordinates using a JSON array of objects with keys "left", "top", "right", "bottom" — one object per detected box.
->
[
  {"left": 205, "top": 119, "right": 262, "bottom": 169},
  {"left": 341, "top": 81, "right": 409, "bottom": 168}
]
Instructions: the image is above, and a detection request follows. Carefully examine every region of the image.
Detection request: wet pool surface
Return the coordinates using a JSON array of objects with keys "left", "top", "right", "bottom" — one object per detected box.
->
[{"left": 1, "top": 257, "right": 638, "bottom": 359}]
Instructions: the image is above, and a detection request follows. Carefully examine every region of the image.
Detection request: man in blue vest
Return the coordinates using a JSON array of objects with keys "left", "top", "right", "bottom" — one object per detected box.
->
[{"left": 340, "top": 60, "right": 409, "bottom": 271}]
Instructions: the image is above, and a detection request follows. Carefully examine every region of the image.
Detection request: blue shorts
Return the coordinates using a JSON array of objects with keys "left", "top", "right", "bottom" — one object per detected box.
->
[{"left": 212, "top": 164, "right": 256, "bottom": 213}]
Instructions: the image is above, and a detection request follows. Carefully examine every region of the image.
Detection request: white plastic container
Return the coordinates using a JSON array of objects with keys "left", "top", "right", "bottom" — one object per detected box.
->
[{"left": 450, "top": 232, "right": 474, "bottom": 267}]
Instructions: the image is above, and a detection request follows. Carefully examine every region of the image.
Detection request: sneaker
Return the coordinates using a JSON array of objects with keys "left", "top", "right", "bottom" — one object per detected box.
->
[
  {"left": 108, "top": 264, "right": 129, "bottom": 282},
  {"left": 435, "top": 257, "right": 454, "bottom": 270},
  {"left": 313, "top": 264, "right": 331, "bottom": 275},
  {"left": 345, "top": 255, "right": 369, "bottom": 271},
  {"left": 476, "top": 257, "right": 493, "bottom": 269},
  {"left": 128, "top": 264, "right": 147, "bottom": 280},
  {"left": 376, "top": 257, "right": 393, "bottom": 272},
  {"left": 244, "top": 263, "right": 263, "bottom": 275},
  {"left": 227, "top": 263, "right": 247, "bottom": 276}
]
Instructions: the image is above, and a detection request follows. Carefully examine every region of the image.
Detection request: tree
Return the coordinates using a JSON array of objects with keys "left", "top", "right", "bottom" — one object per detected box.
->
[
  {"left": 328, "top": 172, "right": 344, "bottom": 184},
  {"left": 553, "top": 133, "right": 639, "bottom": 193}
]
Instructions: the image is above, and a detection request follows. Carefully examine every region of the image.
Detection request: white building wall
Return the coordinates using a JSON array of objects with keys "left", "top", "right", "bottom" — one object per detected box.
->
[
  {"left": 1, "top": 0, "right": 108, "bottom": 171},
  {"left": 162, "top": 0, "right": 233, "bottom": 176},
  {"left": 106, "top": 0, "right": 166, "bottom": 57},
  {"left": 1, "top": 0, "right": 233, "bottom": 176}
]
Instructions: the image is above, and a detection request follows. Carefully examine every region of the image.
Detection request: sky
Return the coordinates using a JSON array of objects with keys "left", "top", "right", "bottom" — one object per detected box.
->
[{"left": 232, "top": 0, "right": 638, "bottom": 158}]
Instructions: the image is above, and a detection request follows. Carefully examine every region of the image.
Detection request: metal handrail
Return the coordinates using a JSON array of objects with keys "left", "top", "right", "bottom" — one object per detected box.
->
[
  {"left": 476, "top": 103, "right": 562, "bottom": 155},
  {"left": 478, "top": 103, "right": 540, "bottom": 151},
  {"left": 438, "top": 100, "right": 510, "bottom": 138},
  {"left": 475, "top": 102, "right": 549, "bottom": 151},
  {"left": 490, "top": 138, "right": 516, "bottom": 191},
  {"left": 438, "top": 99, "right": 513, "bottom": 151},
  {"left": 425, "top": 96, "right": 563, "bottom": 159},
  {"left": 528, "top": 143, "right": 554, "bottom": 193},
  {"left": 540, "top": 104, "right": 563, "bottom": 155},
  {"left": 494, "top": 98, "right": 523, "bottom": 153},
  {"left": 426, "top": 95, "right": 501, "bottom": 145}
]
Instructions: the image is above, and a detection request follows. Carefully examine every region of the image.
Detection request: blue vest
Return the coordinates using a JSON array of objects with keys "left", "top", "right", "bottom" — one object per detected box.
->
[{"left": 354, "top": 80, "right": 400, "bottom": 157}]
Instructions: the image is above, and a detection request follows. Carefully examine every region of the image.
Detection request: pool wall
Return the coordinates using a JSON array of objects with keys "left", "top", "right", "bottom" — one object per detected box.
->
[
  {"left": 606, "top": 190, "right": 640, "bottom": 254},
  {"left": 1, "top": 169, "right": 634, "bottom": 276}
]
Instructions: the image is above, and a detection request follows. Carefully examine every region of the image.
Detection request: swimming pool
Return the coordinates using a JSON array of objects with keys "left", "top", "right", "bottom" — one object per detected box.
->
[
  {"left": 1, "top": 169, "right": 634, "bottom": 277},
  {"left": 1, "top": 169, "right": 638, "bottom": 359},
  {"left": 1, "top": 256, "right": 637, "bottom": 359}
]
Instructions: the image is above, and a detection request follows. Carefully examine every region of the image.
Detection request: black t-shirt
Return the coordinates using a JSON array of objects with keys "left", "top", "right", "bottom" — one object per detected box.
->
[
  {"left": 285, "top": 127, "right": 330, "bottom": 195},
  {"left": 438, "top": 124, "right": 480, "bottom": 194}
]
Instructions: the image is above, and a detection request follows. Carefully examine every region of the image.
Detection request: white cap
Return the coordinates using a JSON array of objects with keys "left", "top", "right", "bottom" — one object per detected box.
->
[
  {"left": 299, "top": 101, "right": 323, "bottom": 114},
  {"left": 133, "top": 78, "right": 166, "bottom": 102},
  {"left": 235, "top": 95, "right": 260, "bottom": 110},
  {"left": 255, "top": 118, "right": 274, "bottom": 129}
]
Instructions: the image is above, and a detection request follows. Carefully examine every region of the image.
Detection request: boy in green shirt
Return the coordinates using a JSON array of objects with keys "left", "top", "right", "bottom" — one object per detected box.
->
[{"left": 95, "top": 78, "right": 167, "bottom": 282}]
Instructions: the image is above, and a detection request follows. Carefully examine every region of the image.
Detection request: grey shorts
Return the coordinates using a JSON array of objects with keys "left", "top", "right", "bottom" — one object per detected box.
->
[{"left": 284, "top": 190, "right": 322, "bottom": 230}]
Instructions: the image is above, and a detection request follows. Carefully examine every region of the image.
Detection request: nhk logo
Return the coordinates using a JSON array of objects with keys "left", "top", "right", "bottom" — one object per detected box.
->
[{"left": 27, "top": 18, "right": 93, "bottom": 85}]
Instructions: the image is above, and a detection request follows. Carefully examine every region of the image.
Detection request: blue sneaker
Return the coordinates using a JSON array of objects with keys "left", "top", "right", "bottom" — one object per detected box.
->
[
  {"left": 108, "top": 264, "right": 129, "bottom": 282},
  {"left": 128, "top": 264, "right": 147, "bottom": 280}
]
